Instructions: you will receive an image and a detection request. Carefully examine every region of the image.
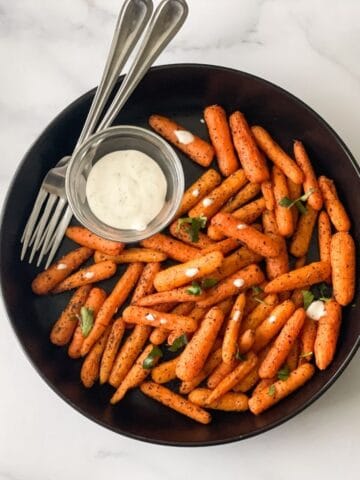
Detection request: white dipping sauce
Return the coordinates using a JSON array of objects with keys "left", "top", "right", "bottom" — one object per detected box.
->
[
  {"left": 86, "top": 150, "right": 167, "bottom": 230},
  {"left": 306, "top": 300, "right": 326, "bottom": 321}
]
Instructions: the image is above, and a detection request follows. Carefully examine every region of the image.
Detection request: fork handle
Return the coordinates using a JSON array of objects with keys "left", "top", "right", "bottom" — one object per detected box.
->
[
  {"left": 75, "top": 0, "right": 153, "bottom": 149},
  {"left": 96, "top": 0, "right": 188, "bottom": 132}
]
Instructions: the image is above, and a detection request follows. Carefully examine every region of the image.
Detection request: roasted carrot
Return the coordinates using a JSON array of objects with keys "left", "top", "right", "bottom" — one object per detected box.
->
[
  {"left": 286, "top": 338, "right": 300, "bottom": 371},
  {"left": 176, "top": 169, "right": 222, "bottom": 217},
  {"left": 176, "top": 306, "right": 225, "bottom": 381},
  {"left": 123, "top": 306, "right": 197, "bottom": 332},
  {"left": 238, "top": 328, "right": 255, "bottom": 354},
  {"left": 32, "top": 247, "right": 93, "bottom": 295},
  {"left": 262, "top": 209, "right": 289, "bottom": 281},
  {"left": 221, "top": 182, "right": 261, "bottom": 213},
  {"left": 252, "top": 126, "right": 303, "bottom": 184},
  {"left": 261, "top": 181, "right": 275, "bottom": 211},
  {"left": 199, "top": 237, "right": 241, "bottom": 256},
  {"left": 207, "top": 359, "right": 237, "bottom": 389},
  {"left": 293, "top": 140, "right": 323, "bottom": 210},
  {"left": 189, "top": 388, "right": 248, "bottom": 411},
  {"left": 80, "top": 325, "right": 111, "bottom": 388},
  {"left": 229, "top": 111, "right": 269, "bottom": 183},
  {"left": 318, "top": 176, "right": 351, "bottom": 231},
  {"left": 189, "top": 169, "right": 247, "bottom": 219},
  {"left": 222, "top": 293, "right": 246, "bottom": 364},
  {"left": 109, "top": 325, "right": 151, "bottom": 387},
  {"left": 198, "top": 264, "right": 265, "bottom": 308},
  {"left": 66, "top": 226, "right": 124, "bottom": 256},
  {"left": 241, "top": 294, "right": 279, "bottom": 332},
  {"left": 272, "top": 166, "right": 295, "bottom": 237},
  {"left": 170, "top": 220, "right": 214, "bottom": 249},
  {"left": 290, "top": 205, "right": 318, "bottom": 258},
  {"left": 204, "top": 105, "right": 239, "bottom": 176},
  {"left": 94, "top": 249, "right": 167, "bottom": 264},
  {"left": 211, "top": 246, "right": 262, "bottom": 282},
  {"left": 166, "top": 302, "right": 196, "bottom": 345},
  {"left": 99, "top": 318, "right": 125, "bottom": 384},
  {"left": 52, "top": 260, "right": 117, "bottom": 294},
  {"left": 314, "top": 299, "right": 342, "bottom": 370},
  {"left": 243, "top": 282, "right": 268, "bottom": 316},
  {"left": 140, "top": 233, "right": 199, "bottom": 263},
  {"left": 265, "top": 262, "right": 331, "bottom": 293},
  {"left": 135, "top": 287, "right": 207, "bottom": 306},
  {"left": 140, "top": 382, "right": 212, "bottom": 424},
  {"left": 331, "top": 232, "right": 355, "bottom": 306},
  {"left": 68, "top": 287, "right": 107, "bottom": 358},
  {"left": 233, "top": 346, "right": 270, "bottom": 392},
  {"left": 151, "top": 357, "right": 179, "bottom": 384},
  {"left": 259, "top": 308, "right": 306, "bottom": 378},
  {"left": 318, "top": 211, "right": 332, "bottom": 266},
  {"left": 130, "top": 262, "right": 161, "bottom": 305},
  {"left": 149, "top": 114, "right": 214, "bottom": 167},
  {"left": 287, "top": 178, "right": 302, "bottom": 227},
  {"left": 299, "top": 317, "right": 317, "bottom": 364},
  {"left": 81, "top": 263, "right": 143, "bottom": 356},
  {"left": 50, "top": 285, "right": 92, "bottom": 346},
  {"left": 179, "top": 347, "right": 223, "bottom": 394},
  {"left": 249, "top": 363, "right": 315, "bottom": 414}
]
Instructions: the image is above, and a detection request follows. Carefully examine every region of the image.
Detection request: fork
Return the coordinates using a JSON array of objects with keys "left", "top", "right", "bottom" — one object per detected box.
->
[{"left": 20, "top": 0, "right": 153, "bottom": 267}]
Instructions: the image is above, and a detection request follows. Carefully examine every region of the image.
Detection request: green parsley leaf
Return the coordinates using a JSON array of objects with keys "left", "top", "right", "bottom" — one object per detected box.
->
[
  {"left": 278, "top": 196, "right": 293, "bottom": 208},
  {"left": 294, "top": 200, "right": 307, "bottom": 215},
  {"left": 142, "top": 346, "right": 163, "bottom": 370},
  {"left": 201, "top": 278, "right": 218, "bottom": 289},
  {"left": 302, "top": 290, "right": 315, "bottom": 310},
  {"left": 79, "top": 307, "right": 94, "bottom": 337},
  {"left": 168, "top": 334, "right": 188, "bottom": 352},
  {"left": 268, "top": 384, "right": 276, "bottom": 397},
  {"left": 235, "top": 351, "right": 247, "bottom": 361},
  {"left": 311, "top": 282, "right": 332, "bottom": 302},
  {"left": 177, "top": 215, "right": 207, "bottom": 242},
  {"left": 277, "top": 365, "right": 290, "bottom": 381},
  {"left": 279, "top": 188, "right": 316, "bottom": 215},
  {"left": 299, "top": 351, "right": 313, "bottom": 359},
  {"left": 186, "top": 281, "right": 203, "bottom": 296}
]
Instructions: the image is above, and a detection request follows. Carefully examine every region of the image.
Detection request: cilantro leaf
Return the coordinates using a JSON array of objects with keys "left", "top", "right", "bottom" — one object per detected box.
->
[
  {"left": 186, "top": 281, "right": 203, "bottom": 296},
  {"left": 142, "top": 346, "right": 163, "bottom": 370},
  {"left": 279, "top": 197, "right": 293, "bottom": 208},
  {"left": 277, "top": 365, "right": 290, "bottom": 381},
  {"left": 201, "top": 278, "right": 218, "bottom": 289},
  {"left": 79, "top": 307, "right": 94, "bottom": 337},
  {"left": 177, "top": 215, "right": 207, "bottom": 242},
  {"left": 268, "top": 384, "right": 276, "bottom": 397},
  {"left": 302, "top": 290, "right": 315, "bottom": 310},
  {"left": 168, "top": 334, "right": 188, "bottom": 352},
  {"left": 311, "top": 283, "right": 332, "bottom": 302},
  {"left": 279, "top": 188, "right": 316, "bottom": 215}
]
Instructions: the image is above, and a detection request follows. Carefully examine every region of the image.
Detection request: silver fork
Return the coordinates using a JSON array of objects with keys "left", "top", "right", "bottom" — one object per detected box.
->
[{"left": 20, "top": 0, "right": 153, "bottom": 267}]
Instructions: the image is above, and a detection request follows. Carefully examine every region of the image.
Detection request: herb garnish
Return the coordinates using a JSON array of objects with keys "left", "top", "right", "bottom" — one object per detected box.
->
[
  {"left": 168, "top": 334, "right": 188, "bottom": 352},
  {"left": 143, "top": 346, "right": 163, "bottom": 370},
  {"left": 201, "top": 278, "right": 218, "bottom": 289},
  {"left": 79, "top": 307, "right": 94, "bottom": 337},
  {"left": 177, "top": 215, "right": 207, "bottom": 242},
  {"left": 268, "top": 384, "right": 276, "bottom": 397},
  {"left": 186, "top": 281, "right": 203, "bottom": 296},
  {"left": 303, "top": 283, "right": 332, "bottom": 309},
  {"left": 279, "top": 188, "right": 316, "bottom": 214},
  {"left": 277, "top": 365, "right": 290, "bottom": 381},
  {"left": 186, "top": 278, "right": 218, "bottom": 296},
  {"left": 299, "top": 351, "right": 313, "bottom": 359},
  {"left": 252, "top": 285, "right": 265, "bottom": 304},
  {"left": 302, "top": 290, "right": 315, "bottom": 310}
]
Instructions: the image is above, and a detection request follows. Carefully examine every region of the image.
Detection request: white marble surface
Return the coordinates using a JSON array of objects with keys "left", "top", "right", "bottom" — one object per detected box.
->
[{"left": 0, "top": 0, "right": 359, "bottom": 478}]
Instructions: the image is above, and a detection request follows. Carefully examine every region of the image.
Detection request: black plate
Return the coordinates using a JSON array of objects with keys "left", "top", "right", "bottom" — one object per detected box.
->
[{"left": 1, "top": 64, "right": 359, "bottom": 446}]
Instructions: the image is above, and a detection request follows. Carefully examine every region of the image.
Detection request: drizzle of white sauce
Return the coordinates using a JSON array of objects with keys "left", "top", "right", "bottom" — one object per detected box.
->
[
  {"left": 192, "top": 188, "right": 200, "bottom": 197},
  {"left": 84, "top": 271, "right": 94, "bottom": 279},
  {"left": 185, "top": 267, "right": 199, "bottom": 278},
  {"left": 160, "top": 318, "right": 167, "bottom": 325},
  {"left": 306, "top": 300, "right": 326, "bottom": 321},
  {"left": 202, "top": 197, "right": 214, "bottom": 207},
  {"left": 56, "top": 263, "right": 67, "bottom": 270},
  {"left": 268, "top": 315, "right": 277, "bottom": 324},
  {"left": 145, "top": 313, "right": 155, "bottom": 321},
  {"left": 233, "top": 278, "right": 245, "bottom": 288},
  {"left": 174, "top": 130, "right": 194, "bottom": 144},
  {"left": 236, "top": 223, "right": 248, "bottom": 230},
  {"left": 233, "top": 310, "right": 241, "bottom": 321}
]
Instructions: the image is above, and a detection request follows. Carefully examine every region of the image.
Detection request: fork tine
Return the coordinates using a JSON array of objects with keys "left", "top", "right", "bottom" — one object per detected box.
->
[
  {"left": 20, "top": 189, "right": 48, "bottom": 260},
  {"left": 37, "top": 198, "right": 67, "bottom": 267},
  {"left": 45, "top": 206, "right": 73, "bottom": 268},
  {"left": 28, "top": 194, "right": 57, "bottom": 264}
]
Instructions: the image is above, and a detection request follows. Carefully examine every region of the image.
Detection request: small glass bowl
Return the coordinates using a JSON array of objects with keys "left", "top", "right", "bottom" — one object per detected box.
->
[{"left": 65, "top": 125, "right": 184, "bottom": 242}]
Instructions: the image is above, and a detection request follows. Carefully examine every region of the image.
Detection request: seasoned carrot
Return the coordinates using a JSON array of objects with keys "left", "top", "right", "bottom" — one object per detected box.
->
[
  {"left": 286, "top": 338, "right": 300, "bottom": 371},
  {"left": 109, "top": 325, "right": 151, "bottom": 387},
  {"left": 176, "top": 307, "right": 225, "bottom": 381},
  {"left": 149, "top": 114, "right": 215, "bottom": 167},
  {"left": 262, "top": 208, "right": 279, "bottom": 235},
  {"left": 241, "top": 294, "right": 279, "bottom": 332},
  {"left": 179, "top": 347, "right": 222, "bottom": 394},
  {"left": 199, "top": 237, "right": 241, "bottom": 256},
  {"left": 151, "top": 357, "right": 179, "bottom": 384},
  {"left": 32, "top": 247, "right": 93, "bottom": 295},
  {"left": 290, "top": 205, "right": 318, "bottom": 258},
  {"left": 261, "top": 181, "right": 275, "bottom": 211},
  {"left": 221, "top": 182, "right": 261, "bottom": 213},
  {"left": 233, "top": 346, "right": 270, "bottom": 392},
  {"left": 243, "top": 283, "right": 268, "bottom": 316},
  {"left": 222, "top": 293, "right": 246, "bottom": 364},
  {"left": 80, "top": 325, "right": 112, "bottom": 388},
  {"left": 252, "top": 378, "right": 275, "bottom": 397},
  {"left": 272, "top": 166, "right": 294, "bottom": 237},
  {"left": 318, "top": 176, "right": 351, "bottom": 231},
  {"left": 249, "top": 363, "right": 315, "bottom": 414},
  {"left": 81, "top": 263, "right": 143, "bottom": 356},
  {"left": 136, "top": 287, "right": 207, "bottom": 306},
  {"left": 252, "top": 126, "right": 303, "bottom": 184},
  {"left": 287, "top": 178, "right": 302, "bottom": 227},
  {"left": 68, "top": 287, "right": 107, "bottom": 358},
  {"left": 207, "top": 360, "right": 237, "bottom": 389},
  {"left": 211, "top": 246, "right": 262, "bottom": 282},
  {"left": 94, "top": 249, "right": 167, "bottom": 264},
  {"left": 259, "top": 308, "right": 305, "bottom": 378},
  {"left": 189, "top": 388, "right": 248, "bottom": 411},
  {"left": 154, "top": 251, "right": 223, "bottom": 292},
  {"left": 262, "top": 209, "right": 289, "bottom": 280},
  {"left": 198, "top": 264, "right": 265, "bottom": 308},
  {"left": 318, "top": 211, "right": 332, "bottom": 266},
  {"left": 170, "top": 220, "right": 214, "bottom": 249},
  {"left": 211, "top": 212, "right": 281, "bottom": 258},
  {"left": 265, "top": 262, "right": 331, "bottom": 293},
  {"left": 206, "top": 352, "right": 258, "bottom": 404},
  {"left": 123, "top": 306, "right": 197, "bottom": 332},
  {"left": 238, "top": 328, "right": 255, "bottom": 353},
  {"left": 140, "top": 382, "right": 212, "bottom": 424},
  {"left": 176, "top": 169, "right": 222, "bottom": 217},
  {"left": 188, "top": 169, "right": 247, "bottom": 219},
  {"left": 140, "top": 233, "right": 199, "bottom": 263},
  {"left": 52, "top": 260, "right": 117, "bottom": 294},
  {"left": 252, "top": 300, "right": 296, "bottom": 352},
  {"left": 331, "top": 232, "right": 355, "bottom": 306},
  {"left": 110, "top": 344, "right": 159, "bottom": 404},
  {"left": 204, "top": 105, "right": 239, "bottom": 176},
  {"left": 232, "top": 197, "right": 266, "bottom": 224},
  {"left": 149, "top": 328, "right": 169, "bottom": 345},
  {"left": 299, "top": 317, "right": 317, "bottom": 364},
  {"left": 99, "top": 318, "right": 126, "bottom": 384},
  {"left": 166, "top": 302, "right": 196, "bottom": 345},
  {"left": 50, "top": 285, "right": 92, "bottom": 346},
  {"left": 66, "top": 226, "right": 124, "bottom": 256},
  {"left": 229, "top": 111, "right": 269, "bottom": 183},
  {"left": 131, "top": 262, "right": 161, "bottom": 305},
  {"left": 314, "top": 299, "right": 342, "bottom": 370},
  {"left": 293, "top": 140, "right": 323, "bottom": 210}
]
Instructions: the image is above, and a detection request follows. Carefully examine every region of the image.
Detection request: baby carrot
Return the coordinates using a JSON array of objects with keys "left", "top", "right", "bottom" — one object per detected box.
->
[
  {"left": 80, "top": 325, "right": 111, "bottom": 388},
  {"left": 262, "top": 209, "right": 289, "bottom": 281},
  {"left": 211, "top": 246, "right": 262, "bottom": 282},
  {"left": 238, "top": 328, "right": 255, "bottom": 354},
  {"left": 261, "top": 181, "right": 275, "bottom": 211},
  {"left": 66, "top": 226, "right": 124, "bottom": 256},
  {"left": 204, "top": 105, "right": 239, "bottom": 176},
  {"left": 314, "top": 299, "right": 342, "bottom": 370},
  {"left": 251, "top": 126, "right": 304, "bottom": 184},
  {"left": 135, "top": 287, "right": 207, "bottom": 306},
  {"left": 179, "top": 347, "right": 223, "bottom": 394},
  {"left": 286, "top": 338, "right": 300, "bottom": 371},
  {"left": 199, "top": 237, "right": 241, "bottom": 256},
  {"left": 151, "top": 357, "right": 179, "bottom": 384},
  {"left": 318, "top": 211, "right": 332, "bottom": 265},
  {"left": 141, "top": 233, "right": 199, "bottom": 263},
  {"left": 290, "top": 205, "right": 318, "bottom": 258},
  {"left": 241, "top": 294, "right": 279, "bottom": 332},
  {"left": 131, "top": 262, "right": 161, "bottom": 305},
  {"left": 232, "top": 197, "right": 266, "bottom": 224},
  {"left": 229, "top": 111, "right": 269, "bottom": 183},
  {"left": 287, "top": 178, "right": 302, "bottom": 227},
  {"left": 331, "top": 232, "right": 356, "bottom": 306},
  {"left": 293, "top": 140, "right": 323, "bottom": 210},
  {"left": 318, "top": 176, "right": 351, "bottom": 231},
  {"left": 233, "top": 346, "right": 270, "bottom": 392},
  {"left": 221, "top": 182, "right": 261, "bottom": 213},
  {"left": 94, "top": 249, "right": 167, "bottom": 264},
  {"left": 31, "top": 247, "right": 93, "bottom": 295},
  {"left": 123, "top": 306, "right": 198, "bottom": 332},
  {"left": 264, "top": 262, "right": 331, "bottom": 293},
  {"left": 207, "top": 360, "right": 237, "bottom": 389},
  {"left": 169, "top": 220, "right": 214, "bottom": 249},
  {"left": 299, "top": 317, "right": 317, "bottom": 364},
  {"left": 222, "top": 293, "right": 246, "bottom": 364},
  {"left": 99, "top": 317, "right": 126, "bottom": 384},
  {"left": 272, "top": 166, "right": 294, "bottom": 237},
  {"left": 189, "top": 388, "right": 248, "bottom": 412}
]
